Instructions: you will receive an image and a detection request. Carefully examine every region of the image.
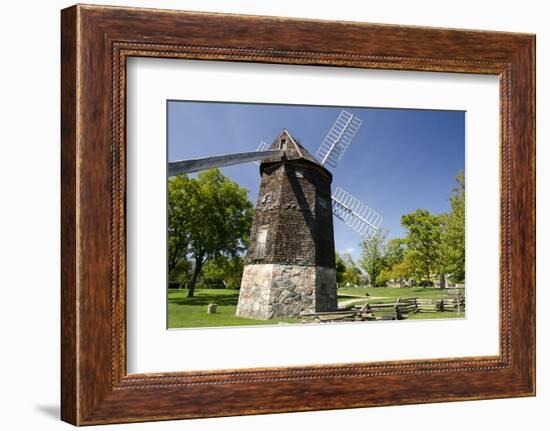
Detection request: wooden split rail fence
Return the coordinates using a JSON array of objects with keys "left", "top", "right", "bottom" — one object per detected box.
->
[
  {"left": 300, "top": 292, "right": 465, "bottom": 323},
  {"left": 300, "top": 302, "right": 374, "bottom": 323}
]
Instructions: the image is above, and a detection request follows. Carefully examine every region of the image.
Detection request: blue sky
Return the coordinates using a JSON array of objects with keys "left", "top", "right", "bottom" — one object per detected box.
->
[{"left": 168, "top": 101, "right": 464, "bottom": 262}]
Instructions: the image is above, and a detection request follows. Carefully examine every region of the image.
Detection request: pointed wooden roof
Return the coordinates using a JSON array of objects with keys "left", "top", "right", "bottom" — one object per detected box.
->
[{"left": 260, "top": 130, "right": 331, "bottom": 179}]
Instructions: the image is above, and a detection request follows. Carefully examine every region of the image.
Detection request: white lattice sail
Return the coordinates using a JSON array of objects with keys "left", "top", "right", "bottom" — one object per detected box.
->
[
  {"left": 331, "top": 186, "right": 382, "bottom": 238},
  {"left": 316, "top": 110, "right": 362, "bottom": 169},
  {"left": 253, "top": 141, "right": 268, "bottom": 165}
]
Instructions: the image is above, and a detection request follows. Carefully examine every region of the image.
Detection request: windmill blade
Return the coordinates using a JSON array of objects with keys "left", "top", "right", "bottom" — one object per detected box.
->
[
  {"left": 168, "top": 149, "right": 284, "bottom": 177},
  {"left": 253, "top": 141, "right": 268, "bottom": 165},
  {"left": 316, "top": 110, "right": 362, "bottom": 169},
  {"left": 331, "top": 187, "right": 383, "bottom": 238}
]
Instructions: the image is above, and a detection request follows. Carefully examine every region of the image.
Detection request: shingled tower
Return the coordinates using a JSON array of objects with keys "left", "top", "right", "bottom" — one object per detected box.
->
[{"left": 236, "top": 130, "right": 338, "bottom": 320}]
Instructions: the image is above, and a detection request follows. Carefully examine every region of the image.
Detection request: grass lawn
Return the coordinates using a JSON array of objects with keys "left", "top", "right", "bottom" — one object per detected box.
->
[
  {"left": 338, "top": 286, "right": 460, "bottom": 301},
  {"left": 168, "top": 286, "right": 465, "bottom": 329},
  {"left": 168, "top": 288, "right": 299, "bottom": 329},
  {"left": 408, "top": 311, "right": 465, "bottom": 320}
]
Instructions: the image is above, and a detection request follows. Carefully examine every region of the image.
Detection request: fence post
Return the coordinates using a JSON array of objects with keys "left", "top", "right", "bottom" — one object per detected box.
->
[{"left": 394, "top": 297, "right": 401, "bottom": 320}]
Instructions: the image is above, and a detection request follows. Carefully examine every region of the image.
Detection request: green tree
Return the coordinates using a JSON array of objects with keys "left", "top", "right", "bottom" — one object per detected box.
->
[
  {"left": 335, "top": 252, "right": 347, "bottom": 285},
  {"left": 376, "top": 269, "right": 393, "bottom": 287},
  {"left": 342, "top": 253, "right": 362, "bottom": 286},
  {"left": 401, "top": 209, "right": 444, "bottom": 285},
  {"left": 442, "top": 171, "right": 466, "bottom": 282},
  {"left": 400, "top": 250, "right": 425, "bottom": 283},
  {"left": 168, "top": 174, "right": 196, "bottom": 280},
  {"left": 170, "top": 259, "right": 191, "bottom": 287},
  {"left": 202, "top": 255, "right": 245, "bottom": 290},
  {"left": 168, "top": 169, "right": 254, "bottom": 297},
  {"left": 384, "top": 238, "right": 407, "bottom": 269},
  {"left": 359, "top": 229, "right": 388, "bottom": 287}
]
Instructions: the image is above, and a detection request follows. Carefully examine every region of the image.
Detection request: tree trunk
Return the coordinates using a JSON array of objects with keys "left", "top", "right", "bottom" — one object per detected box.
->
[
  {"left": 439, "top": 273, "right": 447, "bottom": 289},
  {"left": 187, "top": 258, "right": 204, "bottom": 297},
  {"left": 168, "top": 254, "right": 178, "bottom": 280},
  {"left": 168, "top": 245, "right": 184, "bottom": 279},
  {"left": 425, "top": 264, "right": 431, "bottom": 287}
]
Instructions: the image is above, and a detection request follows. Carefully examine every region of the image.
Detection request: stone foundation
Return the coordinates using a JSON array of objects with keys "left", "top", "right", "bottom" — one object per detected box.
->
[{"left": 236, "top": 264, "right": 337, "bottom": 320}]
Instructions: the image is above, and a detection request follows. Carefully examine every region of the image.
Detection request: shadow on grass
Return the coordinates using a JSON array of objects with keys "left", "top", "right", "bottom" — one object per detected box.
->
[{"left": 169, "top": 292, "right": 239, "bottom": 307}]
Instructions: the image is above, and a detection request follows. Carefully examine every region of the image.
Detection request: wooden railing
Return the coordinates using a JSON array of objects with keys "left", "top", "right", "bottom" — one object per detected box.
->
[
  {"left": 300, "top": 294, "right": 465, "bottom": 323},
  {"left": 358, "top": 295, "right": 465, "bottom": 316}
]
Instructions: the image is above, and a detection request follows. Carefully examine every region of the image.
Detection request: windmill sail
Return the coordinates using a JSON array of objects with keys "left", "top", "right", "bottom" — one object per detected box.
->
[
  {"left": 253, "top": 141, "right": 268, "bottom": 165},
  {"left": 316, "top": 110, "right": 362, "bottom": 168},
  {"left": 168, "top": 149, "right": 284, "bottom": 177},
  {"left": 331, "top": 187, "right": 382, "bottom": 238}
]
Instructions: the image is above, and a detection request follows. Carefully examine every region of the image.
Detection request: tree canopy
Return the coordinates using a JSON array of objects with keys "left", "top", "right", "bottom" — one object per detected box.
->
[
  {"left": 202, "top": 255, "right": 245, "bottom": 290},
  {"left": 342, "top": 254, "right": 362, "bottom": 286},
  {"left": 335, "top": 252, "right": 347, "bottom": 285},
  {"left": 168, "top": 175, "right": 195, "bottom": 281},
  {"left": 168, "top": 169, "right": 254, "bottom": 297},
  {"left": 401, "top": 209, "right": 444, "bottom": 284},
  {"left": 441, "top": 171, "right": 466, "bottom": 282},
  {"left": 359, "top": 229, "right": 388, "bottom": 287},
  {"left": 354, "top": 171, "right": 465, "bottom": 288}
]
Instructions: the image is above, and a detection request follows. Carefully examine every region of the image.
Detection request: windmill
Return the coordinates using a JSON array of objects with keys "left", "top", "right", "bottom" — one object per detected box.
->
[{"left": 169, "top": 110, "right": 382, "bottom": 320}]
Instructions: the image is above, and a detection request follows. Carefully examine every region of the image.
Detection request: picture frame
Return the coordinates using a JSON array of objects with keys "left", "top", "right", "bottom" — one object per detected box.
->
[{"left": 61, "top": 4, "right": 535, "bottom": 425}]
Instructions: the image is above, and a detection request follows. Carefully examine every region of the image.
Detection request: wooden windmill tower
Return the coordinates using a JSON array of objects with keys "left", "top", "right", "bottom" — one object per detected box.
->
[
  {"left": 168, "top": 110, "right": 382, "bottom": 320},
  {"left": 236, "top": 130, "right": 337, "bottom": 319}
]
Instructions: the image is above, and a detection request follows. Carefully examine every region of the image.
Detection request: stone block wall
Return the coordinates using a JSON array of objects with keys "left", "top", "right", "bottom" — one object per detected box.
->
[{"left": 236, "top": 264, "right": 337, "bottom": 320}]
